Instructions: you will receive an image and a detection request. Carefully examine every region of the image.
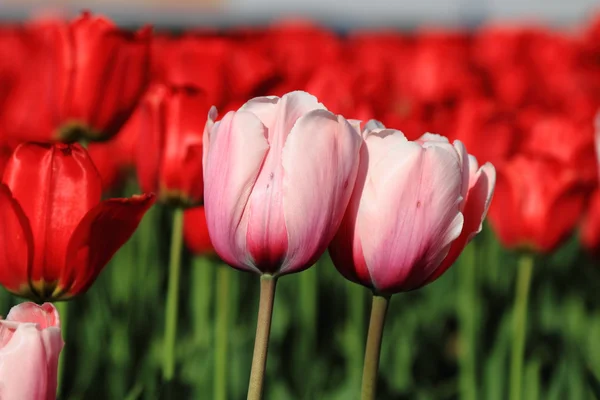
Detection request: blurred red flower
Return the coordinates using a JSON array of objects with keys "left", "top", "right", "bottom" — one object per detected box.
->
[
  {"left": 136, "top": 84, "right": 208, "bottom": 207},
  {"left": 184, "top": 206, "right": 214, "bottom": 256},
  {"left": 2, "top": 12, "right": 151, "bottom": 143},
  {"left": 487, "top": 155, "right": 590, "bottom": 253}
]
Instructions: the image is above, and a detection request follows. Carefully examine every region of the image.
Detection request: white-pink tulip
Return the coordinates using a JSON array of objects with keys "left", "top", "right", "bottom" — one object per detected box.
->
[
  {"left": 203, "top": 91, "right": 362, "bottom": 275},
  {"left": 329, "top": 121, "right": 495, "bottom": 293},
  {"left": 0, "top": 302, "right": 63, "bottom": 400}
]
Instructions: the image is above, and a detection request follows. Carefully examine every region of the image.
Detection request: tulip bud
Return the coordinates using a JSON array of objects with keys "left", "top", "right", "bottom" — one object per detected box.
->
[
  {"left": 203, "top": 91, "right": 362, "bottom": 275},
  {"left": 0, "top": 302, "right": 63, "bottom": 400},
  {"left": 329, "top": 121, "right": 495, "bottom": 293}
]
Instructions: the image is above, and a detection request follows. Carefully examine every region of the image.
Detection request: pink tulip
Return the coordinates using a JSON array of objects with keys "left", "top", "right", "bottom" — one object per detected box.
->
[
  {"left": 0, "top": 302, "right": 63, "bottom": 400},
  {"left": 329, "top": 121, "right": 495, "bottom": 293},
  {"left": 203, "top": 91, "right": 362, "bottom": 275}
]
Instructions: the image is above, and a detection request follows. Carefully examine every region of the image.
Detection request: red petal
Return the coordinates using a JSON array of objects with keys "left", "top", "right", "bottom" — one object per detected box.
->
[
  {"left": 184, "top": 207, "right": 214, "bottom": 255},
  {"left": 0, "top": 184, "right": 33, "bottom": 295},
  {"left": 63, "top": 193, "right": 155, "bottom": 297},
  {"left": 2, "top": 143, "right": 102, "bottom": 287}
]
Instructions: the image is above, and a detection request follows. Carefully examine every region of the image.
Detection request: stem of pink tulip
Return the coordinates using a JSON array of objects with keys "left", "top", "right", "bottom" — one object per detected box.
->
[
  {"left": 163, "top": 208, "right": 184, "bottom": 383},
  {"left": 361, "top": 293, "right": 390, "bottom": 400},
  {"left": 247, "top": 275, "right": 277, "bottom": 400}
]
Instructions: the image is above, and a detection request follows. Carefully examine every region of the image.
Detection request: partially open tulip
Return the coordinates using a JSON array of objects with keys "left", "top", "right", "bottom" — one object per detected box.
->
[
  {"left": 0, "top": 142, "right": 155, "bottom": 301},
  {"left": 203, "top": 90, "right": 362, "bottom": 275},
  {"left": 184, "top": 206, "right": 214, "bottom": 255},
  {"left": 329, "top": 122, "right": 495, "bottom": 293},
  {"left": 487, "top": 155, "right": 588, "bottom": 253},
  {"left": 2, "top": 12, "right": 150, "bottom": 142},
  {"left": 136, "top": 84, "right": 209, "bottom": 206},
  {"left": 0, "top": 302, "right": 63, "bottom": 400}
]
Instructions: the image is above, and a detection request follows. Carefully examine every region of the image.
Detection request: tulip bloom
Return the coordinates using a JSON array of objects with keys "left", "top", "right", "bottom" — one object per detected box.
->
[
  {"left": 487, "top": 155, "right": 588, "bottom": 253},
  {"left": 136, "top": 84, "right": 209, "bottom": 206},
  {"left": 0, "top": 143, "right": 155, "bottom": 301},
  {"left": 0, "top": 302, "right": 63, "bottom": 400},
  {"left": 203, "top": 90, "right": 362, "bottom": 275},
  {"left": 184, "top": 207, "right": 214, "bottom": 255},
  {"left": 329, "top": 122, "right": 495, "bottom": 293},
  {"left": 2, "top": 12, "right": 150, "bottom": 142}
]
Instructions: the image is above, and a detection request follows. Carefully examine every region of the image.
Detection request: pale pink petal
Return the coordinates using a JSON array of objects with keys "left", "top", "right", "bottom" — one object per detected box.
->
[
  {"left": 202, "top": 106, "right": 218, "bottom": 175},
  {"left": 240, "top": 96, "right": 280, "bottom": 129},
  {"left": 416, "top": 132, "right": 449, "bottom": 144},
  {"left": 5, "top": 303, "right": 60, "bottom": 330},
  {"left": 358, "top": 134, "right": 464, "bottom": 292},
  {"left": 39, "top": 327, "right": 63, "bottom": 400},
  {"left": 203, "top": 110, "right": 269, "bottom": 272},
  {"left": 0, "top": 324, "right": 50, "bottom": 400},
  {"left": 426, "top": 160, "right": 496, "bottom": 283},
  {"left": 362, "top": 119, "right": 385, "bottom": 132},
  {"left": 281, "top": 110, "right": 362, "bottom": 274}
]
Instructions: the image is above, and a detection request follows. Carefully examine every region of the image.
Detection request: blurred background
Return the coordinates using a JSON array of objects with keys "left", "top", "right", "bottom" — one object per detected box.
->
[
  {"left": 2, "top": 1, "right": 600, "bottom": 400},
  {"left": 1, "top": 0, "right": 600, "bottom": 27}
]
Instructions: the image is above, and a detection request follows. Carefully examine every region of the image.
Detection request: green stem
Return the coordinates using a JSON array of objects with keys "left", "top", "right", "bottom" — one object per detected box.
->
[
  {"left": 509, "top": 254, "right": 534, "bottom": 400},
  {"left": 192, "top": 255, "right": 214, "bottom": 348},
  {"left": 361, "top": 294, "right": 390, "bottom": 400},
  {"left": 347, "top": 284, "right": 366, "bottom": 388},
  {"left": 458, "top": 243, "right": 478, "bottom": 400},
  {"left": 56, "top": 300, "right": 68, "bottom": 396},
  {"left": 163, "top": 208, "right": 185, "bottom": 382},
  {"left": 247, "top": 275, "right": 277, "bottom": 400},
  {"left": 215, "top": 265, "right": 231, "bottom": 400}
]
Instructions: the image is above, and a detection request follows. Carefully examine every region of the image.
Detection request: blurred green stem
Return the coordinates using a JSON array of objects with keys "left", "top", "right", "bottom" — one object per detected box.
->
[
  {"left": 192, "top": 255, "right": 213, "bottom": 347},
  {"left": 347, "top": 284, "right": 366, "bottom": 387},
  {"left": 361, "top": 294, "right": 390, "bottom": 400},
  {"left": 215, "top": 265, "right": 231, "bottom": 400},
  {"left": 509, "top": 254, "right": 534, "bottom": 400},
  {"left": 163, "top": 208, "right": 184, "bottom": 382},
  {"left": 56, "top": 300, "right": 68, "bottom": 396},
  {"left": 247, "top": 275, "right": 277, "bottom": 400},
  {"left": 298, "top": 266, "right": 317, "bottom": 394},
  {"left": 458, "top": 243, "right": 478, "bottom": 400}
]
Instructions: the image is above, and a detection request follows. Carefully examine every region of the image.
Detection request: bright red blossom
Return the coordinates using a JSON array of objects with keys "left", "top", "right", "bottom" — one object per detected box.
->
[
  {"left": 0, "top": 143, "right": 155, "bottom": 301},
  {"left": 136, "top": 84, "right": 208, "bottom": 207},
  {"left": 184, "top": 207, "right": 214, "bottom": 256},
  {"left": 2, "top": 12, "right": 150, "bottom": 142},
  {"left": 487, "top": 155, "right": 589, "bottom": 253}
]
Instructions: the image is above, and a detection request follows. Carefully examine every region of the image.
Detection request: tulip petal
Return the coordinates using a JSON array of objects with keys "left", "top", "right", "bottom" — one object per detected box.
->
[
  {"left": 427, "top": 161, "right": 496, "bottom": 283},
  {"left": 63, "top": 194, "right": 155, "bottom": 298},
  {"left": 136, "top": 84, "right": 167, "bottom": 194},
  {"left": 358, "top": 135, "right": 464, "bottom": 292},
  {"left": 0, "top": 323, "right": 59, "bottom": 400},
  {"left": 280, "top": 110, "right": 362, "bottom": 274},
  {"left": 0, "top": 184, "right": 33, "bottom": 297},
  {"left": 5, "top": 303, "right": 60, "bottom": 330},
  {"left": 2, "top": 143, "right": 102, "bottom": 290},
  {"left": 203, "top": 110, "right": 269, "bottom": 272}
]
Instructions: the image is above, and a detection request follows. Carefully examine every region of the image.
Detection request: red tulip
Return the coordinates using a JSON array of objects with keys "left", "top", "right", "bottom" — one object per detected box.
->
[
  {"left": 86, "top": 107, "right": 140, "bottom": 191},
  {"left": 581, "top": 189, "right": 600, "bottom": 251},
  {"left": 0, "top": 142, "right": 155, "bottom": 301},
  {"left": 152, "top": 33, "right": 273, "bottom": 109},
  {"left": 136, "top": 84, "right": 208, "bottom": 207},
  {"left": 487, "top": 155, "right": 589, "bottom": 253},
  {"left": 452, "top": 98, "right": 519, "bottom": 166},
  {"left": 2, "top": 12, "right": 151, "bottom": 142},
  {"left": 184, "top": 207, "right": 214, "bottom": 256}
]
